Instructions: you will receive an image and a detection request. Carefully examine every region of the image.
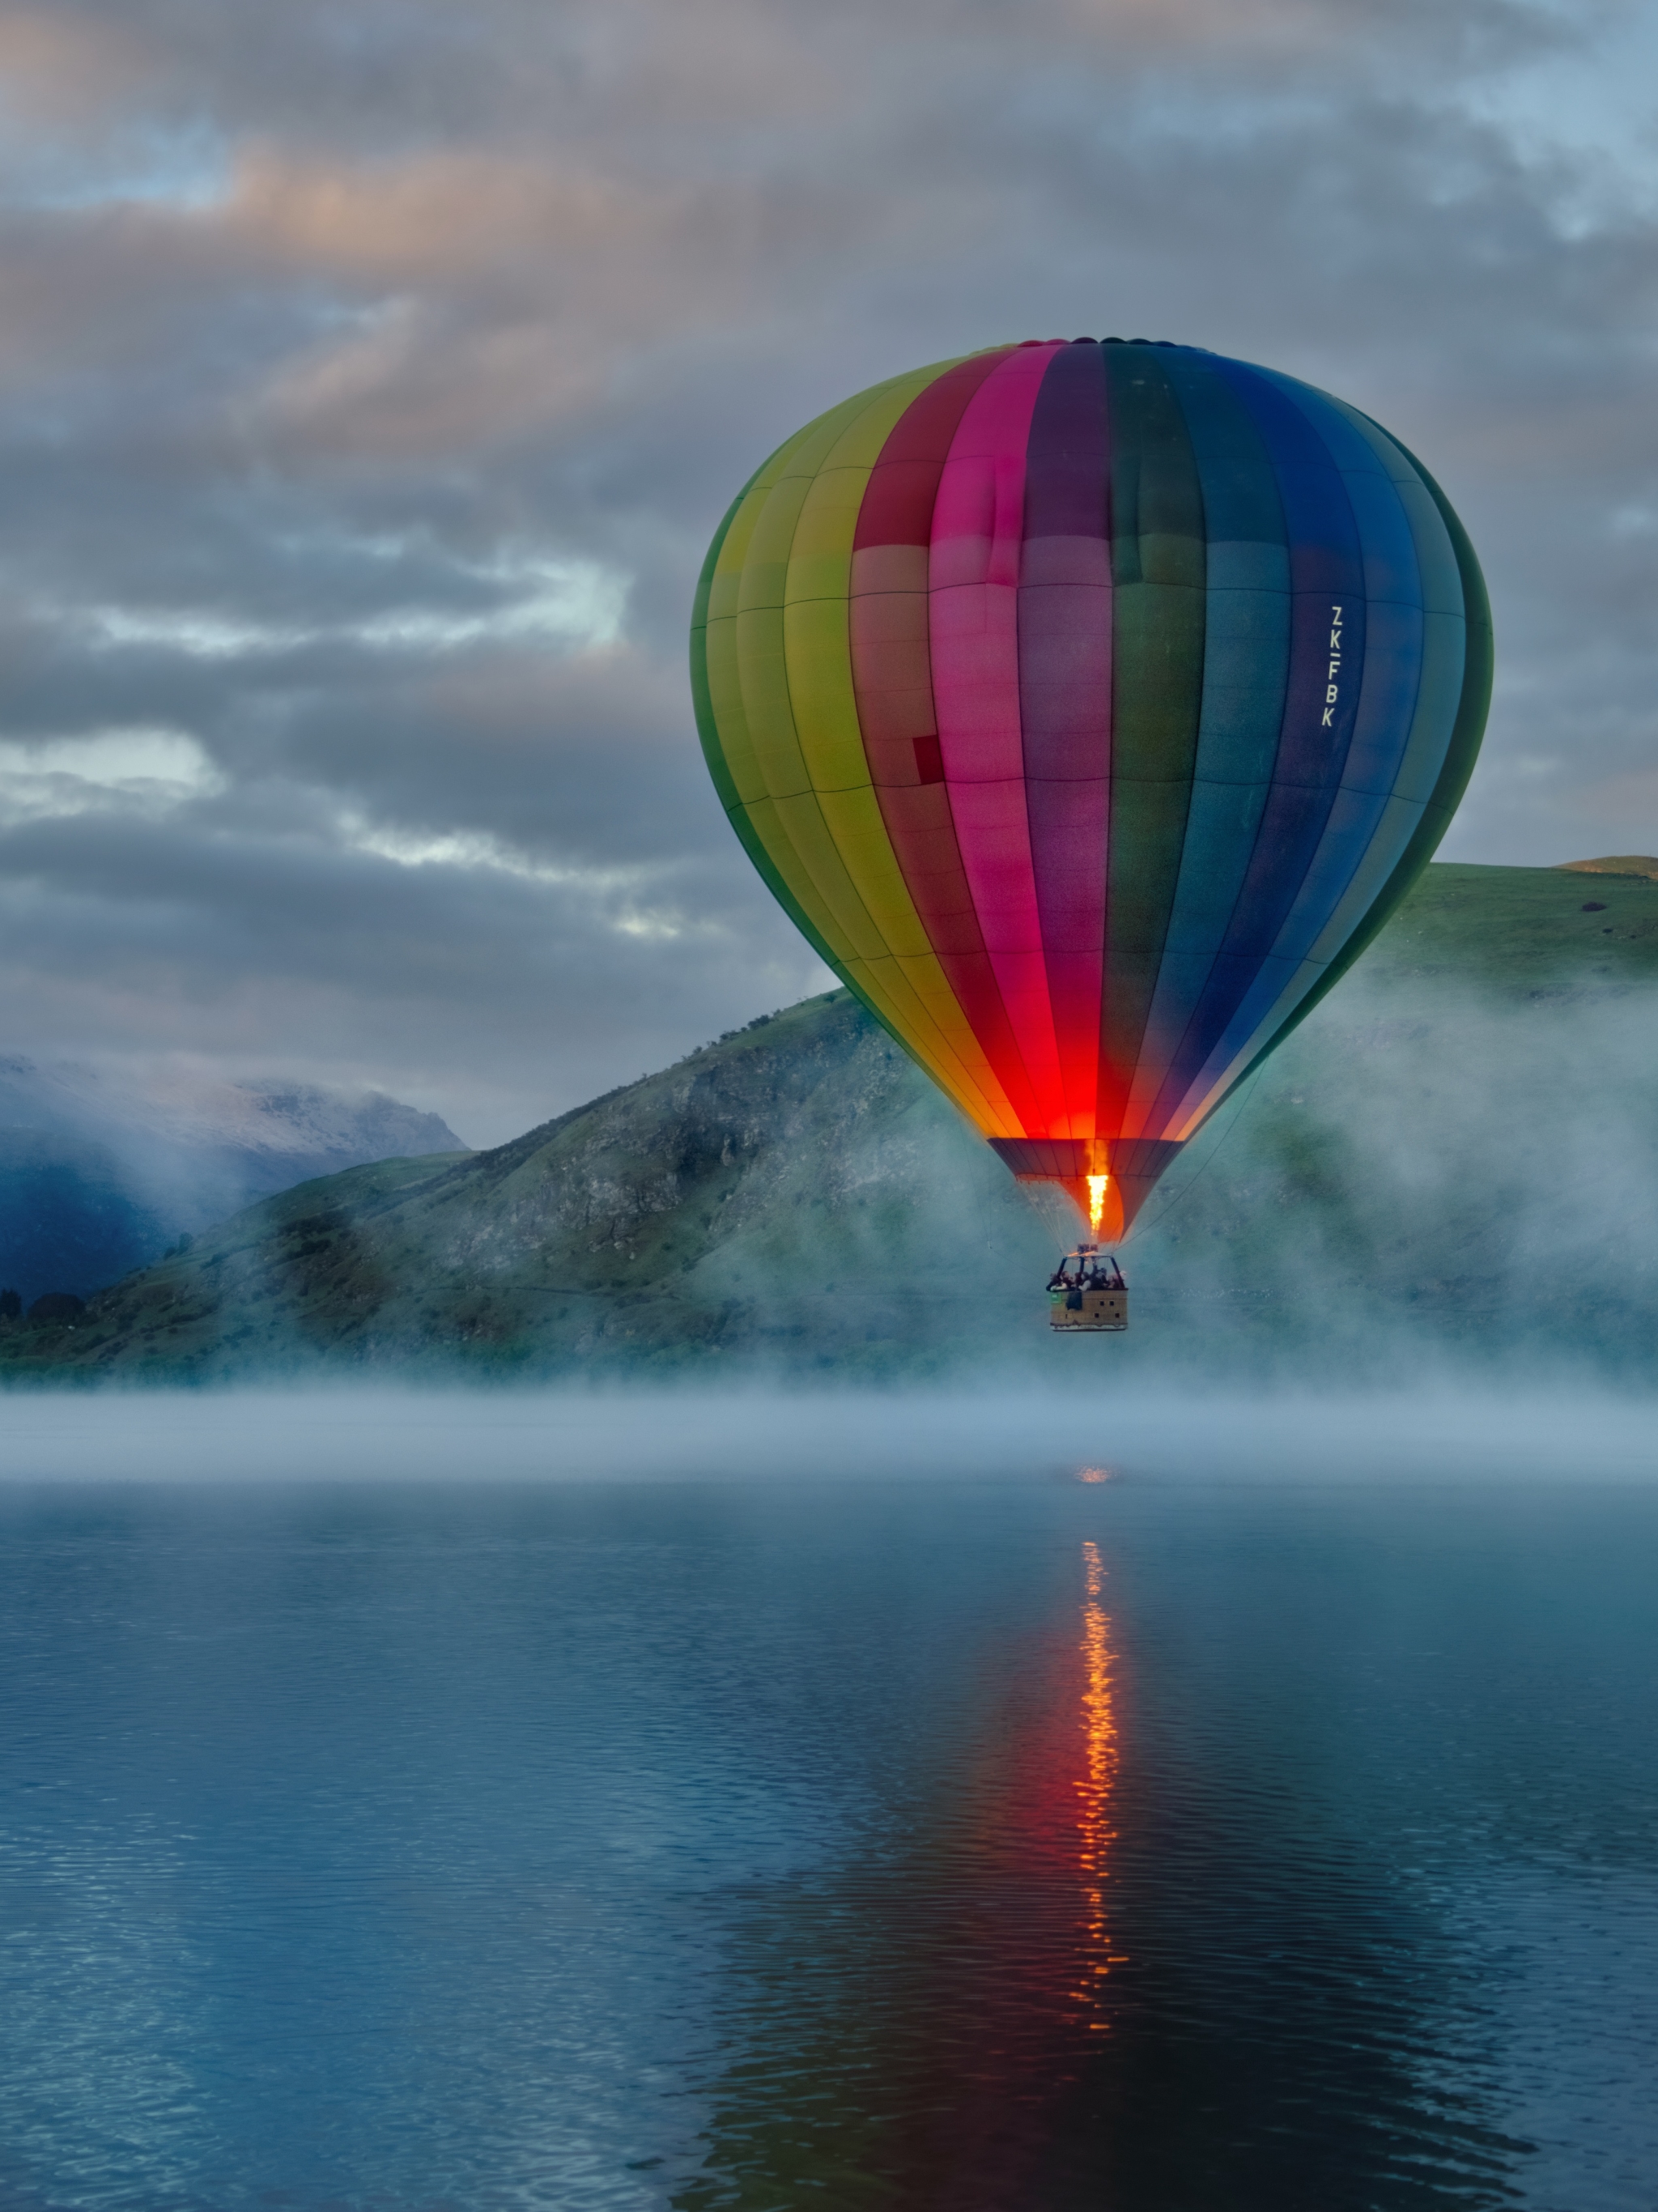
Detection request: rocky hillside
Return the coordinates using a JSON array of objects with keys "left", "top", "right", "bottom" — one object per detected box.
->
[
  {"left": 5, "top": 860, "right": 1656, "bottom": 1385},
  {"left": 0, "top": 996, "right": 1028, "bottom": 1380}
]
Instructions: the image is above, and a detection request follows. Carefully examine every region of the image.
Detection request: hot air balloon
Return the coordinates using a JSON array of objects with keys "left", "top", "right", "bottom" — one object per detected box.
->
[{"left": 690, "top": 338, "right": 1490, "bottom": 1263}]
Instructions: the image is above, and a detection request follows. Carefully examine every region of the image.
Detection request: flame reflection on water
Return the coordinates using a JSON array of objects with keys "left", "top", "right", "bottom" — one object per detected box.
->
[{"left": 1073, "top": 1539, "right": 1127, "bottom": 2028}]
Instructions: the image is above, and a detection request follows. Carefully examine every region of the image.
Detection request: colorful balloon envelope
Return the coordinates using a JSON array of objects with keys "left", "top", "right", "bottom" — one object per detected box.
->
[{"left": 691, "top": 339, "right": 1491, "bottom": 1240}]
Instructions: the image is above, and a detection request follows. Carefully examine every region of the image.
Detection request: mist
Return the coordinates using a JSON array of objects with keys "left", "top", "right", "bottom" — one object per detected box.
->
[
  {"left": 1125, "top": 969, "right": 1658, "bottom": 1384},
  {"left": 3, "top": 1379, "right": 1655, "bottom": 1489},
  {"left": 7, "top": 931, "right": 1658, "bottom": 1391}
]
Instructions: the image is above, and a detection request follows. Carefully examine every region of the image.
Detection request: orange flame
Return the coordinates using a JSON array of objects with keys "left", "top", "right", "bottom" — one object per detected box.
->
[{"left": 1086, "top": 1173, "right": 1110, "bottom": 1236}]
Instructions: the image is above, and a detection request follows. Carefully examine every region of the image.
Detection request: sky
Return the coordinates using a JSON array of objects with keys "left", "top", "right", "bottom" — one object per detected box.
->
[{"left": 0, "top": 0, "right": 1654, "bottom": 1146}]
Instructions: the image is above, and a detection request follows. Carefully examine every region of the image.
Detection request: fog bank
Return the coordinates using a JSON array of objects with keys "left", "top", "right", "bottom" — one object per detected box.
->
[{"left": 2, "top": 1385, "right": 1653, "bottom": 1489}]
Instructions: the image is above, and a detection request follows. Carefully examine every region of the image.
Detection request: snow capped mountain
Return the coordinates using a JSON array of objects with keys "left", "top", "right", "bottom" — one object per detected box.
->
[{"left": 0, "top": 1057, "right": 466, "bottom": 1302}]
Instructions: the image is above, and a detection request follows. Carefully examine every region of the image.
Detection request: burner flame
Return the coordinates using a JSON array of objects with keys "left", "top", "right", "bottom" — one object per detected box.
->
[{"left": 1086, "top": 1173, "right": 1110, "bottom": 1236}]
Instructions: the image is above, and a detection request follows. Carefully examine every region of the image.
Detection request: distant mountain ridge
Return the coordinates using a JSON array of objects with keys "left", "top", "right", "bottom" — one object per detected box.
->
[
  {"left": 0, "top": 1058, "right": 465, "bottom": 1304},
  {"left": 1554, "top": 855, "right": 1658, "bottom": 880},
  {"left": 4, "top": 861, "right": 1657, "bottom": 1382}
]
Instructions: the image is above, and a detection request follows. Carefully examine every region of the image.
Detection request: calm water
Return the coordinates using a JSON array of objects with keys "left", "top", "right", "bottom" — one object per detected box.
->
[{"left": 2, "top": 1469, "right": 1656, "bottom": 2210}]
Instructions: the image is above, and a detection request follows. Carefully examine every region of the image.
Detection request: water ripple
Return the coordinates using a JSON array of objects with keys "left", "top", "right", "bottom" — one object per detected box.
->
[{"left": 0, "top": 1479, "right": 1654, "bottom": 2210}]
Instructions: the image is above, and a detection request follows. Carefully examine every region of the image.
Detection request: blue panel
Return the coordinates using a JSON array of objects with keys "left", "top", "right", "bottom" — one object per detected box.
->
[
  {"left": 1263, "top": 375, "right": 1421, "bottom": 599},
  {"left": 1259, "top": 369, "right": 1426, "bottom": 799},
  {"left": 1342, "top": 470, "right": 1426, "bottom": 608},
  {"left": 1133, "top": 348, "right": 1290, "bottom": 1105},
  {"left": 1343, "top": 597, "right": 1427, "bottom": 796},
  {"left": 1160, "top": 766, "right": 1275, "bottom": 958},
  {"left": 1173, "top": 947, "right": 1304, "bottom": 1114},
  {"left": 1219, "top": 372, "right": 1439, "bottom": 1008},
  {"left": 1220, "top": 364, "right": 1367, "bottom": 804},
  {"left": 1191, "top": 585, "right": 1297, "bottom": 791},
  {"left": 1270, "top": 784, "right": 1397, "bottom": 971},
  {"left": 1141, "top": 358, "right": 1367, "bottom": 1130},
  {"left": 1136, "top": 947, "right": 1220, "bottom": 1078}
]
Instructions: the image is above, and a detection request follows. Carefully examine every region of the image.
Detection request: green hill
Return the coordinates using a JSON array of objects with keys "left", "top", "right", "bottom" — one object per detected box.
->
[{"left": 5, "top": 861, "right": 1656, "bottom": 1385}]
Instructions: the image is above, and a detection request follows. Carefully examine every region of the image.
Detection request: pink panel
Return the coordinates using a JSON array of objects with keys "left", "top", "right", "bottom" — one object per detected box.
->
[
  {"left": 1018, "top": 337, "right": 1113, "bottom": 1141},
  {"left": 929, "top": 344, "right": 1069, "bottom": 1131}
]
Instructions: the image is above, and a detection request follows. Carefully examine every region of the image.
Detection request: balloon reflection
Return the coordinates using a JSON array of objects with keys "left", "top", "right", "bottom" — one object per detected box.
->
[{"left": 678, "top": 1530, "right": 1138, "bottom": 2207}]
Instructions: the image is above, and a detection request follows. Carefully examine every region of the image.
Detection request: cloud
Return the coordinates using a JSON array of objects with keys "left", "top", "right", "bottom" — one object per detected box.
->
[
  {"left": 65, "top": 548, "right": 626, "bottom": 657},
  {"left": 0, "top": 0, "right": 1652, "bottom": 1139},
  {"left": 0, "top": 725, "right": 223, "bottom": 824}
]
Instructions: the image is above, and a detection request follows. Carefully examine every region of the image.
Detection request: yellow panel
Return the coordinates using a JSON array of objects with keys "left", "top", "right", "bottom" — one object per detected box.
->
[
  {"left": 835, "top": 957, "right": 984, "bottom": 1123},
  {"left": 854, "top": 957, "right": 1006, "bottom": 1127},
  {"left": 735, "top": 627, "right": 905, "bottom": 976},
  {"left": 737, "top": 468, "right": 814, "bottom": 626},
  {"left": 731, "top": 785, "right": 1016, "bottom": 1136},
  {"left": 727, "top": 391, "right": 894, "bottom": 939},
  {"left": 729, "top": 800, "right": 984, "bottom": 1118},
  {"left": 754, "top": 634, "right": 1016, "bottom": 1119},
  {"left": 736, "top": 603, "right": 813, "bottom": 800},
  {"left": 702, "top": 617, "right": 770, "bottom": 811},
  {"left": 703, "top": 415, "right": 830, "bottom": 808},
  {"left": 771, "top": 789, "right": 903, "bottom": 964},
  {"left": 738, "top": 387, "right": 899, "bottom": 614},
  {"left": 779, "top": 369, "right": 1023, "bottom": 1134},
  {"left": 817, "top": 785, "right": 933, "bottom": 958},
  {"left": 814, "top": 358, "right": 964, "bottom": 472},
  {"left": 784, "top": 468, "right": 869, "bottom": 603},
  {"left": 783, "top": 594, "right": 865, "bottom": 787},
  {"left": 891, "top": 958, "right": 1022, "bottom": 1138},
  {"left": 697, "top": 393, "right": 1009, "bottom": 1119},
  {"left": 742, "top": 789, "right": 1013, "bottom": 1129},
  {"left": 738, "top": 793, "right": 859, "bottom": 964},
  {"left": 707, "top": 415, "right": 823, "bottom": 621},
  {"left": 740, "top": 804, "right": 1009, "bottom": 1130},
  {"left": 710, "top": 364, "right": 1022, "bottom": 1140},
  {"left": 784, "top": 368, "right": 948, "bottom": 789}
]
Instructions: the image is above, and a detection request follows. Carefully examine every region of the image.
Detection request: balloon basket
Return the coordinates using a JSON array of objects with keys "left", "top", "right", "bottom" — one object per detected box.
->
[{"left": 1048, "top": 1247, "right": 1129, "bottom": 1333}]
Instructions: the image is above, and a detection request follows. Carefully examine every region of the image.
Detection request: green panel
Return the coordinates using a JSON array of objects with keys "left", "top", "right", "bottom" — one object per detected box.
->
[
  {"left": 690, "top": 483, "right": 754, "bottom": 823},
  {"left": 1101, "top": 344, "right": 1208, "bottom": 1100}
]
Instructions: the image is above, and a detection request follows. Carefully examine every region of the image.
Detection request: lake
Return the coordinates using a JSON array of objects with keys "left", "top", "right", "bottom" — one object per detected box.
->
[{"left": 2, "top": 1401, "right": 1656, "bottom": 2210}]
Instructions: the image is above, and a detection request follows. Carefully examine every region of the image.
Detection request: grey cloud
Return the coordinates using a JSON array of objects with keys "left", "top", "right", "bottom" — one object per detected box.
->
[
  {"left": 0, "top": 805, "right": 830, "bottom": 1142},
  {"left": 0, "top": 0, "right": 1652, "bottom": 1142}
]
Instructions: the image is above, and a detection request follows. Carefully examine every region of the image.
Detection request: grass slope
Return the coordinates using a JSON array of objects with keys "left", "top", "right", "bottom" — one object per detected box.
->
[{"left": 1371, "top": 861, "right": 1658, "bottom": 991}]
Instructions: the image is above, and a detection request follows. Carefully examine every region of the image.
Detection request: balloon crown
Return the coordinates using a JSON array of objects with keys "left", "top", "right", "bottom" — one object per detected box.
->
[{"left": 1014, "top": 336, "right": 1184, "bottom": 347}]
